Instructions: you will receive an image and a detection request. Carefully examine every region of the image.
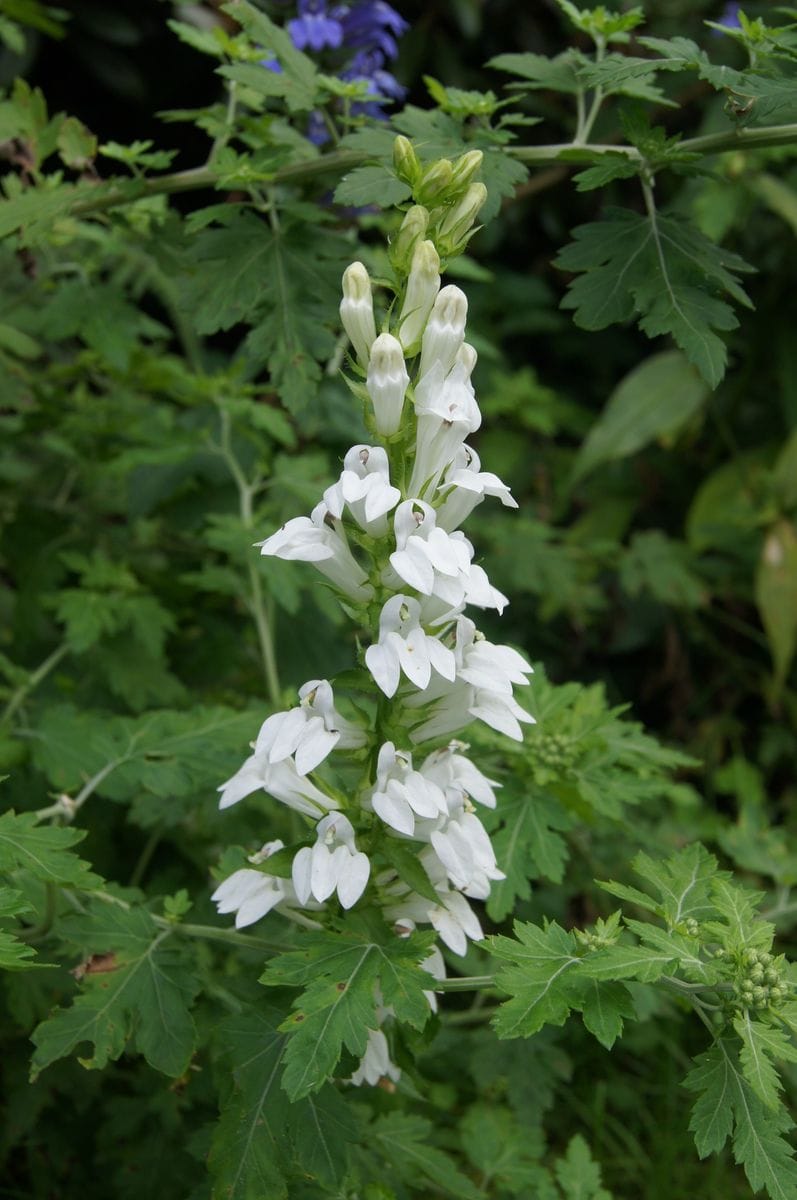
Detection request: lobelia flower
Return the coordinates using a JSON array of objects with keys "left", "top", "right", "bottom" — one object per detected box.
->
[
  {"left": 340, "top": 262, "right": 377, "bottom": 367},
  {"left": 323, "top": 444, "right": 401, "bottom": 536},
  {"left": 252, "top": 678, "right": 366, "bottom": 776},
  {"left": 218, "top": 752, "right": 338, "bottom": 818},
  {"left": 292, "top": 812, "right": 371, "bottom": 909},
  {"left": 419, "top": 742, "right": 500, "bottom": 810},
  {"left": 211, "top": 840, "right": 299, "bottom": 928},
  {"left": 435, "top": 444, "right": 517, "bottom": 532},
  {"left": 288, "top": 0, "right": 344, "bottom": 51},
  {"left": 398, "top": 240, "right": 440, "bottom": 350},
  {"left": 365, "top": 594, "right": 456, "bottom": 698},
  {"left": 350, "top": 1026, "right": 402, "bottom": 1087},
  {"left": 422, "top": 807, "right": 505, "bottom": 900},
  {"left": 408, "top": 344, "right": 481, "bottom": 499},
  {"left": 418, "top": 284, "right": 468, "bottom": 381},
  {"left": 384, "top": 867, "right": 484, "bottom": 957},
  {"left": 369, "top": 741, "right": 448, "bottom": 835},
  {"left": 259, "top": 499, "right": 373, "bottom": 602},
  {"left": 366, "top": 334, "right": 410, "bottom": 437}
]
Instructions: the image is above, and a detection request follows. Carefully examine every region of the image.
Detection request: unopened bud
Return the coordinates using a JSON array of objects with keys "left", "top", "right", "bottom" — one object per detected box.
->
[
  {"left": 418, "top": 284, "right": 468, "bottom": 380},
  {"left": 436, "top": 183, "right": 488, "bottom": 255},
  {"left": 389, "top": 205, "right": 430, "bottom": 273},
  {"left": 449, "top": 149, "right": 483, "bottom": 191},
  {"left": 417, "top": 158, "right": 454, "bottom": 206},
  {"left": 455, "top": 342, "right": 478, "bottom": 379},
  {"left": 340, "top": 262, "right": 377, "bottom": 368},
  {"left": 366, "top": 333, "right": 410, "bottom": 436},
  {"left": 393, "top": 135, "right": 421, "bottom": 187},
  {"left": 398, "top": 240, "right": 440, "bottom": 351}
]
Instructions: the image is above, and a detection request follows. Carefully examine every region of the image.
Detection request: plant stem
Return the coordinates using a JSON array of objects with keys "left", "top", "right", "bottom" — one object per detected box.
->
[
  {"left": 436, "top": 973, "right": 496, "bottom": 992},
  {"left": 162, "top": 919, "right": 289, "bottom": 954},
  {"left": 19, "top": 883, "right": 57, "bottom": 943},
  {"left": 129, "top": 829, "right": 163, "bottom": 888},
  {"left": 33, "top": 756, "right": 127, "bottom": 823},
  {"left": 1, "top": 643, "right": 70, "bottom": 726}
]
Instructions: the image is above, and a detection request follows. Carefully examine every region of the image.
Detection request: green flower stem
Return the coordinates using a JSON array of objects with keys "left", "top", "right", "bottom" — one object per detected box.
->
[
  {"left": 1, "top": 642, "right": 70, "bottom": 726},
  {"left": 33, "top": 756, "right": 125, "bottom": 823},
  {"left": 164, "top": 919, "right": 290, "bottom": 954},
  {"left": 436, "top": 973, "right": 497, "bottom": 992},
  {"left": 12, "top": 124, "right": 797, "bottom": 232}
]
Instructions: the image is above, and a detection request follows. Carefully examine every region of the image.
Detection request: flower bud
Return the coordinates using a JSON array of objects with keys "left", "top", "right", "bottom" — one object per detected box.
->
[
  {"left": 367, "top": 333, "right": 410, "bottom": 436},
  {"left": 449, "top": 149, "right": 483, "bottom": 191},
  {"left": 456, "top": 341, "right": 478, "bottom": 378},
  {"left": 436, "top": 183, "right": 488, "bottom": 256},
  {"left": 393, "top": 135, "right": 421, "bottom": 187},
  {"left": 389, "top": 205, "right": 429, "bottom": 274},
  {"left": 417, "top": 158, "right": 454, "bottom": 206},
  {"left": 418, "top": 284, "right": 468, "bottom": 380},
  {"left": 398, "top": 240, "right": 440, "bottom": 351},
  {"left": 340, "top": 262, "right": 377, "bottom": 368}
]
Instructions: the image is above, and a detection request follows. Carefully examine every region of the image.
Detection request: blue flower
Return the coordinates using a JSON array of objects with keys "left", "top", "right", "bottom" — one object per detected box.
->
[
  {"left": 339, "top": 1, "right": 408, "bottom": 60},
  {"left": 717, "top": 2, "right": 742, "bottom": 30},
  {"left": 288, "top": 0, "right": 345, "bottom": 52}
]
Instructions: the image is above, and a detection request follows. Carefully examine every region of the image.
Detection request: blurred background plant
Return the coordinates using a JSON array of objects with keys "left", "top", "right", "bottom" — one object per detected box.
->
[{"left": 1, "top": 1, "right": 797, "bottom": 1198}]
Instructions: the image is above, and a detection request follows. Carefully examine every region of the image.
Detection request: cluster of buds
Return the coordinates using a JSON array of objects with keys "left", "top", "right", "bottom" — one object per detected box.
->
[
  {"left": 391, "top": 135, "right": 488, "bottom": 262},
  {"left": 734, "top": 948, "right": 789, "bottom": 1010},
  {"left": 212, "top": 140, "right": 532, "bottom": 1086}
]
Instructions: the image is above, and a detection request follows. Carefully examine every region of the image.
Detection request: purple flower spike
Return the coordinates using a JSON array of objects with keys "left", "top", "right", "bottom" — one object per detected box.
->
[
  {"left": 717, "top": 2, "right": 742, "bottom": 29},
  {"left": 340, "top": 1, "right": 408, "bottom": 60},
  {"left": 288, "top": 0, "right": 345, "bottom": 51}
]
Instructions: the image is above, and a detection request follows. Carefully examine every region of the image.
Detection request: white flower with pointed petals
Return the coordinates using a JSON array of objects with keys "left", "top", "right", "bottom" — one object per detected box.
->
[
  {"left": 369, "top": 742, "right": 448, "bottom": 836},
  {"left": 420, "top": 742, "right": 499, "bottom": 809},
  {"left": 350, "top": 1028, "right": 401, "bottom": 1087},
  {"left": 218, "top": 754, "right": 337, "bottom": 818},
  {"left": 250, "top": 679, "right": 364, "bottom": 776},
  {"left": 324, "top": 445, "right": 400, "bottom": 537},
  {"left": 387, "top": 500, "right": 472, "bottom": 607},
  {"left": 435, "top": 444, "right": 518, "bottom": 532},
  {"left": 385, "top": 873, "right": 483, "bottom": 958},
  {"left": 408, "top": 348, "right": 480, "bottom": 500},
  {"left": 365, "top": 594, "right": 456, "bottom": 698},
  {"left": 211, "top": 841, "right": 299, "bottom": 928},
  {"left": 259, "top": 501, "right": 372, "bottom": 602},
  {"left": 427, "top": 807, "right": 505, "bottom": 900},
  {"left": 366, "top": 334, "right": 410, "bottom": 436},
  {"left": 292, "top": 813, "right": 370, "bottom": 910}
]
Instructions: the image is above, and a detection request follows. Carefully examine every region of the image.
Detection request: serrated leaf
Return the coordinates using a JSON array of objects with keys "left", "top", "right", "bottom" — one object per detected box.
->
[
  {"left": 571, "top": 978, "right": 635, "bottom": 1049},
  {"left": 460, "top": 1104, "right": 550, "bottom": 1193},
  {"left": 579, "top": 943, "right": 675, "bottom": 983},
  {"left": 571, "top": 351, "right": 710, "bottom": 481},
  {"left": 735, "top": 1012, "right": 797, "bottom": 1108},
  {"left": 488, "top": 50, "right": 582, "bottom": 94},
  {"left": 630, "top": 843, "right": 723, "bottom": 925},
  {"left": 555, "top": 206, "right": 754, "bottom": 387},
  {"left": 221, "top": 1, "right": 318, "bottom": 113},
  {"left": 572, "top": 155, "right": 639, "bottom": 192},
  {"left": 371, "top": 1113, "right": 483, "bottom": 1200},
  {"left": 30, "top": 902, "right": 199, "bottom": 1077},
  {"left": 486, "top": 790, "right": 571, "bottom": 922},
  {"left": 490, "top": 921, "right": 582, "bottom": 1038},
  {"left": 0, "top": 810, "right": 98, "bottom": 888},
  {"left": 333, "top": 164, "right": 411, "bottom": 208},
  {"left": 554, "top": 1134, "right": 613, "bottom": 1200},
  {"left": 260, "top": 928, "right": 434, "bottom": 1099},
  {"left": 0, "top": 887, "right": 39, "bottom": 971}
]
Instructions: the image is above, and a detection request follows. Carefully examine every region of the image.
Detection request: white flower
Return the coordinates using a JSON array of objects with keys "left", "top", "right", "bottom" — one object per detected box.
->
[
  {"left": 408, "top": 348, "right": 481, "bottom": 500},
  {"left": 426, "top": 809, "right": 505, "bottom": 900},
  {"left": 418, "top": 284, "right": 468, "bottom": 381},
  {"left": 387, "top": 500, "right": 471, "bottom": 608},
  {"left": 250, "top": 679, "right": 365, "bottom": 776},
  {"left": 292, "top": 813, "right": 370, "bottom": 909},
  {"left": 366, "top": 334, "right": 410, "bottom": 437},
  {"left": 218, "top": 754, "right": 337, "bottom": 818},
  {"left": 420, "top": 742, "right": 499, "bottom": 809},
  {"left": 385, "top": 873, "right": 483, "bottom": 957},
  {"left": 259, "top": 500, "right": 372, "bottom": 602},
  {"left": 323, "top": 445, "right": 401, "bottom": 537},
  {"left": 340, "top": 262, "right": 377, "bottom": 367},
  {"left": 350, "top": 1028, "right": 401, "bottom": 1087},
  {"left": 369, "top": 742, "right": 448, "bottom": 836},
  {"left": 435, "top": 444, "right": 517, "bottom": 532},
  {"left": 398, "top": 240, "right": 440, "bottom": 350},
  {"left": 211, "top": 841, "right": 298, "bottom": 928},
  {"left": 365, "top": 595, "right": 456, "bottom": 698}
]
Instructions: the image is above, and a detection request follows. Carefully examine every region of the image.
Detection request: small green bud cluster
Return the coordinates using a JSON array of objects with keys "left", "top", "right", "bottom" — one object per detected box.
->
[
  {"left": 533, "top": 732, "right": 576, "bottom": 772},
  {"left": 390, "top": 136, "right": 488, "bottom": 265},
  {"left": 683, "top": 917, "right": 699, "bottom": 937},
  {"left": 735, "top": 948, "right": 789, "bottom": 1010}
]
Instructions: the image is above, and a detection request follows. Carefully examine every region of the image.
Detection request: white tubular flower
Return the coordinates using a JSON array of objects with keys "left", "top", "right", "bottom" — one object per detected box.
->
[
  {"left": 292, "top": 813, "right": 370, "bottom": 910},
  {"left": 366, "top": 334, "right": 410, "bottom": 437},
  {"left": 365, "top": 595, "right": 456, "bottom": 698},
  {"left": 252, "top": 680, "right": 366, "bottom": 776},
  {"left": 350, "top": 1028, "right": 401, "bottom": 1087},
  {"left": 418, "top": 284, "right": 468, "bottom": 381},
  {"left": 408, "top": 350, "right": 481, "bottom": 500},
  {"left": 218, "top": 754, "right": 338, "bottom": 818},
  {"left": 324, "top": 445, "right": 401, "bottom": 538},
  {"left": 340, "top": 261, "right": 377, "bottom": 367},
  {"left": 387, "top": 500, "right": 473, "bottom": 609},
  {"left": 385, "top": 878, "right": 483, "bottom": 957},
  {"left": 426, "top": 811, "right": 505, "bottom": 900},
  {"left": 259, "top": 501, "right": 372, "bottom": 602},
  {"left": 398, "top": 240, "right": 440, "bottom": 350},
  {"left": 369, "top": 742, "right": 448, "bottom": 836},
  {"left": 435, "top": 444, "right": 518, "bottom": 532},
  {"left": 420, "top": 742, "right": 500, "bottom": 809},
  {"left": 211, "top": 840, "right": 296, "bottom": 928}
]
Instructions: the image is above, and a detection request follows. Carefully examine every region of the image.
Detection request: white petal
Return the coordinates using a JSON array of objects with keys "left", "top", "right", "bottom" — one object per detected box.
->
[
  {"left": 218, "top": 757, "right": 264, "bottom": 810},
  {"left": 373, "top": 790, "right": 415, "bottom": 836},
  {"left": 310, "top": 843, "right": 338, "bottom": 903},
  {"left": 390, "top": 546, "right": 435, "bottom": 594},
  {"left": 365, "top": 641, "right": 400, "bottom": 698},
  {"left": 295, "top": 722, "right": 339, "bottom": 775},
  {"left": 337, "top": 851, "right": 370, "bottom": 909},
  {"left": 291, "top": 847, "right": 313, "bottom": 906},
  {"left": 396, "top": 628, "right": 432, "bottom": 689}
]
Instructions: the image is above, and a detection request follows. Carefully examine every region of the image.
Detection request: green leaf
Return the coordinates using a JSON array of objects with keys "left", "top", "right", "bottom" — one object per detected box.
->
[
  {"left": 571, "top": 979, "right": 635, "bottom": 1050},
  {"left": 260, "top": 927, "right": 434, "bottom": 1099},
  {"left": 578, "top": 942, "right": 676, "bottom": 983},
  {"left": 0, "top": 810, "right": 98, "bottom": 888},
  {"left": 0, "top": 887, "right": 39, "bottom": 971},
  {"left": 490, "top": 921, "right": 582, "bottom": 1039},
  {"left": 572, "top": 155, "right": 640, "bottom": 192},
  {"left": 755, "top": 519, "right": 797, "bottom": 691},
  {"left": 461, "top": 1104, "right": 550, "bottom": 1194},
  {"left": 555, "top": 207, "right": 754, "bottom": 387},
  {"left": 333, "top": 164, "right": 412, "bottom": 208},
  {"left": 554, "top": 1134, "right": 613, "bottom": 1200},
  {"left": 370, "top": 1113, "right": 483, "bottom": 1200},
  {"left": 607, "top": 844, "right": 722, "bottom": 926},
  {"left": 486, "top": 790, "right": 571, "bottom": 922},
  {"left": 734, "top": 1012, "right": 797, "bottom": 1109},
  {"left": 220, "top": 1, "right": 319, "bottom": 113},
  {"left": 488, "top": 50, "right": 582, "bottom": 94},
  {"left": 685, "top": 1040, "right": 797, "bottom": 1199},
  {"left": 56, "top": 115, "right": 97, "bottom": 170},
  {"left": 618, "top": 531, "right": 706, "bottom": 609},
  {"left": 571, "top": 351, "right": 710, "bottom": 481},
  {"left": 30, "top": 901, "right": 199, "bottom": 1077}
]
